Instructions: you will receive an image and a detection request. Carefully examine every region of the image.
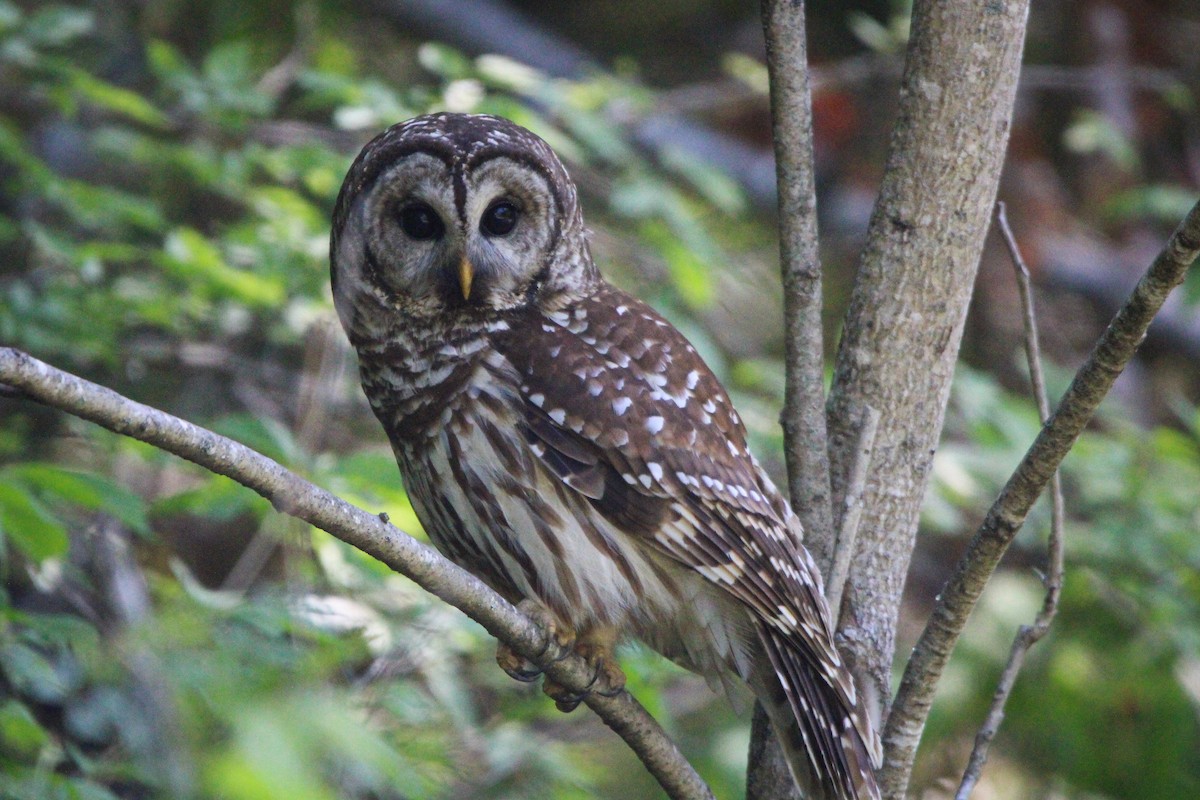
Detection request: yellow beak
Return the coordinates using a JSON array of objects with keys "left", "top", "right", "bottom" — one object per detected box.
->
[{"left": 458, "top": 256, "right": 474, "bottom": 301}]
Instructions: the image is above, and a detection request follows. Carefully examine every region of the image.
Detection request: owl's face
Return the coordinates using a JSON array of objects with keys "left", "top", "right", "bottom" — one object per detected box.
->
[{"left": 331, "top": 114, "right": 596, "bottom": 342}]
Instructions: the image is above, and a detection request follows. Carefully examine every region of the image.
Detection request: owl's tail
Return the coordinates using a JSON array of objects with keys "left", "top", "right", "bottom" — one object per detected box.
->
[{"left": 751, "top": 622, "right": 882, "bottom": 800}]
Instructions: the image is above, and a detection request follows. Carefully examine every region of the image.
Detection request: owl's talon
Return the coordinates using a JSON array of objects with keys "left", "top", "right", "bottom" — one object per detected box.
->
[
  {"left": 543, "top": 679, "right": 585, "bottom": 713},
  {"left": 495, "top": 600, "right": 576, "bottom": 684},
  {"left": 578, "top": 641, "right": 626, "bottom": 696},
  {"left": 540, "top": 640, "right": 626, "bottom": 712},
  {"left": 496, "top": 642, "right": 541, "bottom": 683}
]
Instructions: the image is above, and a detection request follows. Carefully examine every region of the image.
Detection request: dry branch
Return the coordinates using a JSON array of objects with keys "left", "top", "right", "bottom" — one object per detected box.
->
[
  {"left": 0, "top": 348, "right": 715, "bottom": 800},
  {"left": 954, "top": 203, "right": 1067, "bottom": 798},
  {"left": 883, "top": 196, "right": 1200, "bottom": 796}
]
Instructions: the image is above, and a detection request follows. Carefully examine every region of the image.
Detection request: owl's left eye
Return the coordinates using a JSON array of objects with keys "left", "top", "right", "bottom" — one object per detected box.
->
[{"left": 481, "top": 200, "right": 519, "bottom": 237}]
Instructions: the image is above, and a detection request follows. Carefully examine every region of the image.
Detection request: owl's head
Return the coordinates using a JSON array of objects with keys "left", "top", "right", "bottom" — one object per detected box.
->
[{"left": 331, "top": 113, "right": 597, "bottom": 342}]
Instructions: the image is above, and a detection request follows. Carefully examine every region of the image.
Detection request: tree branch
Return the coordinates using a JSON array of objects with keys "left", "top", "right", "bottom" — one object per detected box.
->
[
  {"left": 760, "top": 0, "right": 835, "bottom": 570},
  {"left": 954, "top": 203, "right": 1066, "bottom": 798},
  {"left": 883, "top": 196, "right": 1200, "bottom": 796},
  {"left": 0, "top": 348, "right": 715, "bottom": 800},
  {"left": 824, "top": 0, "right": 1031, "bottom": 741},
  {"left": 752, "top": 4, "right": 833, "bottom": 797}
]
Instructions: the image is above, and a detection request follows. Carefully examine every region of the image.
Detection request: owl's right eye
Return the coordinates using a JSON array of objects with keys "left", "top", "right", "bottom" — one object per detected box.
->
[{"left": 398, "top": 203, "right": 444, "bottom": 240}]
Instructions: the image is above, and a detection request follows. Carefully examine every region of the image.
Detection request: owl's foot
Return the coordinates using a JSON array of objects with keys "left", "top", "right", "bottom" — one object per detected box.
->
[
  {"left": 495, "top": 644, "right": 541, "bottom": 683},
  {"left": 496, "top": 599, "right": 575, "bottom": 683},
  {"left": 542, "top": 633, "right": 626, "bottom": 713}
]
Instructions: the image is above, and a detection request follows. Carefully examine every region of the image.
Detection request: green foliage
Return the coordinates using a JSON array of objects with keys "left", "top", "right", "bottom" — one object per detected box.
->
[
  {"left": 0, "top": 3, "right": 754, "bottom": 798},
  {"left": 926, "top": 368, "right": 1200, "bottom": 797}
]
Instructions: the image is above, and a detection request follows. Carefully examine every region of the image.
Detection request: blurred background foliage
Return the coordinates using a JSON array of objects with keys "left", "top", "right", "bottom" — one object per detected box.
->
[{"left": 0, "top": 0, "right": 1198, "bottom": 798}]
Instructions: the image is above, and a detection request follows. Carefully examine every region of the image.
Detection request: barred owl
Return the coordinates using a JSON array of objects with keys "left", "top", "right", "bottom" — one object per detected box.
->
[{"left": 331, "top": 112, "right": 881, "bottom": 799}]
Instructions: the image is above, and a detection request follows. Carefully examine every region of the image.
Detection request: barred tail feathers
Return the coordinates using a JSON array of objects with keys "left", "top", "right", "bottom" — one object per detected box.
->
[{"left": 753, "top": 622, "right": 881, "bottom": 800}]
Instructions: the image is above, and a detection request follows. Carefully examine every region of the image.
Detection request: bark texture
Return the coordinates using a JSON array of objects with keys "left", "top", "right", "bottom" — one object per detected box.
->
[
  {"left": 825, "top": 0, "right": 1031, "bottom": 725},
  {"left": 754, "top": 2, "right": 829, "bottom": 796},
  {"left": 761, "top": 0, "right": 834, "bottom": 569}
]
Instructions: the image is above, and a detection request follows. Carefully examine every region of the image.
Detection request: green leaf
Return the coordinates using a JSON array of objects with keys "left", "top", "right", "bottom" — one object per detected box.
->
[
  {"left": 0, "top": 699, "right": 49, "bottom": 755},
  {"left": 417, "top": 43, "right": 473, "bottom": 80},
  {"left": 848, "top": 11, "right": 903, "bottom": 54},
  {"left": 721, "top": 52, "right": 769, "bottom": 95},
  {"left": 5, "top": 464, "right": 149, "bottom": 535},
  {"left": 1103, "top": 185, "right": 1199, "bottom": 225},
  {"left": 1063, "top": 110, "right": 1139, "bottom": 171},
  {"left": 65, "top": 68, "right": 170, "bottom": 128},
  {"left": 637, "top": 218, "right": 714, "bottom": 309},
  {"left": 145, "top": 39, "right": 193, "bottom": 83},
  {"left": 61, "top": 779, "right": 123, "bottom": 800},
  {"left": 0, "top": 483, "right": 68, "bottom": 562},
  {"left": 210, "top": 414, "right": 301, "bottom": 466},
  {"left": 47, "top": 179, "right": 165, "bottom": 234},
  {"left": 659, "top": 146, "right": 746, "bottom": 215},
  {"left": 0, "top": 642, "right": 73, "bottom": 703},
  {"left": 160, "top": 227, "right": 286, "bottom": 307},
  {"left": 151, "top": 474, "right": 266, "bottom": 521},
  {"left": 0, "top": 2, "right": 22, "bottom": 32},
  {"left": 204, "top": 709, "right": 334, "bottom": 800}
]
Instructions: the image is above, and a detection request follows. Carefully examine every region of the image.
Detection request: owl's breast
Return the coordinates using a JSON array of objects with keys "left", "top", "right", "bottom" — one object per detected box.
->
[{"left": 355, "top": 319, "right": 515, "bottom": 445}]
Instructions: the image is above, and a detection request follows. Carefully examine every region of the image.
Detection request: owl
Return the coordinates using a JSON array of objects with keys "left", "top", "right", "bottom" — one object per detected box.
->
[{"left": 330, "top": 112, "right": 881, "bottom": 800}]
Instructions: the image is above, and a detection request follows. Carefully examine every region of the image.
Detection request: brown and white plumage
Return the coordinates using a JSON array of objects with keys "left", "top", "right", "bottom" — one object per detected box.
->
[{"left": 331, "top": 112, "right": 881, "bottom": 799}]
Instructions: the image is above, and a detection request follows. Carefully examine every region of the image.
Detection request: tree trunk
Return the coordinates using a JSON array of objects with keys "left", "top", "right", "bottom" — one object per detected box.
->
[{"left": 824, "top": 0, "right": 1032, "bottom": 752}]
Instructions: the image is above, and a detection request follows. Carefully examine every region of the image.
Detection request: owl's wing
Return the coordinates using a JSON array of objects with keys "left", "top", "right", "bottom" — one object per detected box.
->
[
  {"left": 498, "top": 285, "right": 822, "bottom": 626},
  {"left": 495, "top": 285, "right": 881, "bottom": 796}
]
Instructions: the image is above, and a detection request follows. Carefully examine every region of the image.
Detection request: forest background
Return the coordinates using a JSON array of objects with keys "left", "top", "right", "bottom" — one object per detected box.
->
[{"left": 1, "top": 1, "right": 1198, "bottom": 798}]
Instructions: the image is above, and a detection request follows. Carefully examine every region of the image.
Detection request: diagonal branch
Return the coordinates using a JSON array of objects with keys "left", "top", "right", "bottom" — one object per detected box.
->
[
  {"left": 883, "top": 196, "right": 1200, "bottom": 796},
  {"left": 954, "top": 203, "right": 1066, "bottom": 799},
  {"left": 0, "top": 348, "right": 715, "bottom": 800}
]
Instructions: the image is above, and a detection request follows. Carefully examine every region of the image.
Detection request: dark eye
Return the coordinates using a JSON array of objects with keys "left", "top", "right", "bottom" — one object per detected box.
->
[
  {"left": 481, "top": 200, "right": 519, "bottom": 237},
  {"left": 398, "top": 203, "right": 444, "bottom": 240}
]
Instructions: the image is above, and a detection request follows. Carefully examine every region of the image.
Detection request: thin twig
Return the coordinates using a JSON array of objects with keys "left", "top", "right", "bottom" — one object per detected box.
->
[
  {"left": 0, "top": 348, "right": 715, "bottom": 800},
  {"left": 883, "top": 196, "right": 1200, "bottom": 795},
  {"left": 256, "top": 3, "right": 319, "bottom": 99},
  {"left": 953, "top": 204, "right": 1066, "bottom": 799},
  {"left": 828, "top": 405, "right": 881, "bottom": 625}
]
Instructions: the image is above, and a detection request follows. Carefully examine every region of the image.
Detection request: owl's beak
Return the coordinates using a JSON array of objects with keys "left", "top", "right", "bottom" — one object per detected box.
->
[{"left": 457, "top": 256, "right": 474, "bottom": 301}]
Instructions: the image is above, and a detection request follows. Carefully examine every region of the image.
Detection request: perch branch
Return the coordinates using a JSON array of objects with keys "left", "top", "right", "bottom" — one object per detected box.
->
[
  {"left": 0, "top": 348, "right": 715, "bottom": 800},
  {"left": 954, "top": 203, "right": 1066, "bottom": 798},
  {"left": 883, "top": 196, "right": 1200, "bottom": 794}
]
